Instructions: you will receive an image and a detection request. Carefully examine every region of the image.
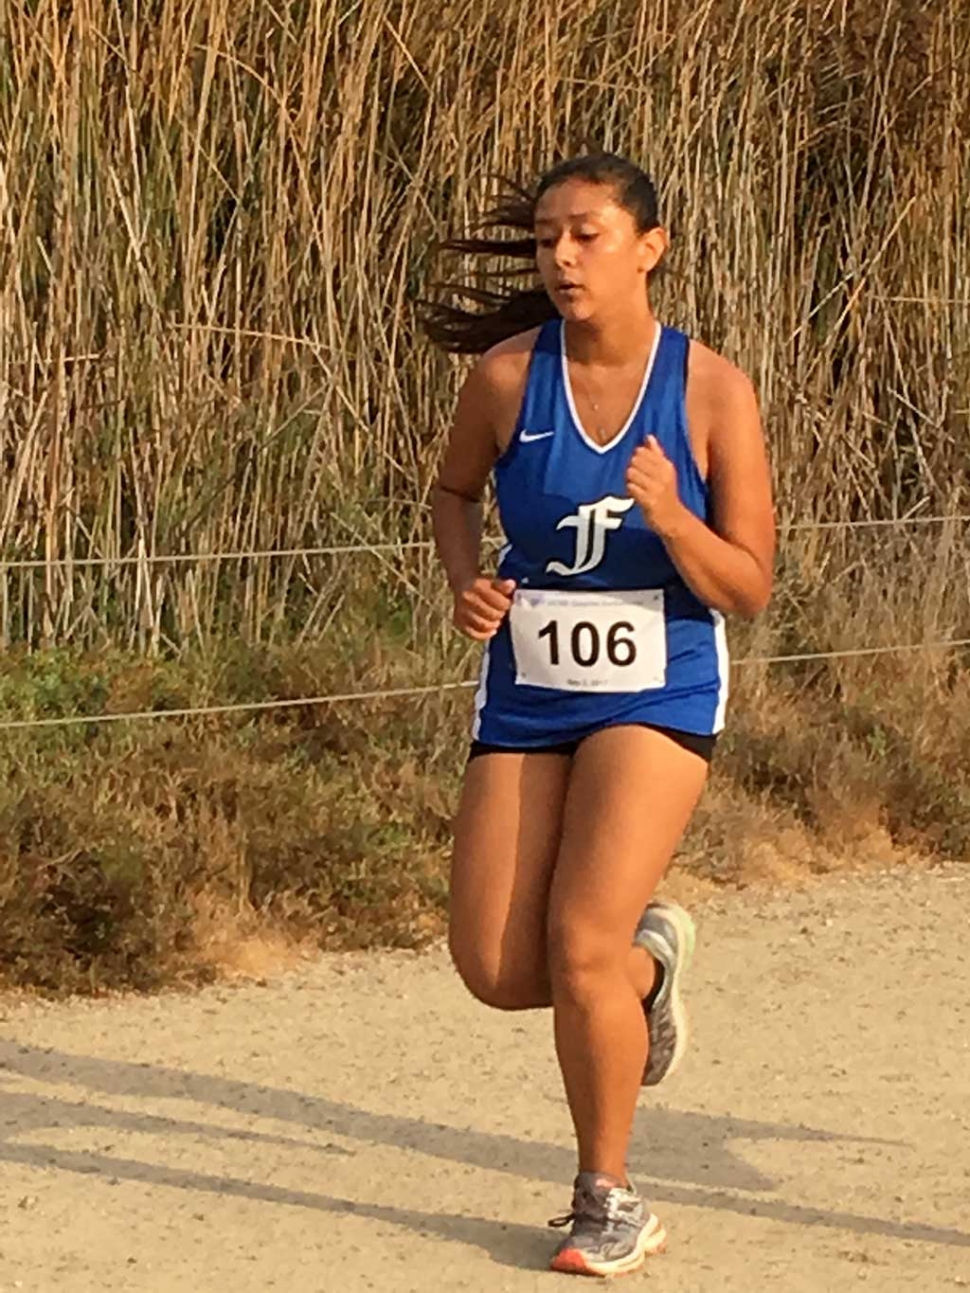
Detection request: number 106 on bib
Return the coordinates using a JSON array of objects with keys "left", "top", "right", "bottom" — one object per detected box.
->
[{"left": 509, "top": 589, "right": 667, "bottom": 693}]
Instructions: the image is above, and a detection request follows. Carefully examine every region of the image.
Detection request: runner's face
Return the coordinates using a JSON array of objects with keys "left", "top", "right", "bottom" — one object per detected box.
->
[{"left": 534, "top": 179, "right": 665, "bottom": 321}]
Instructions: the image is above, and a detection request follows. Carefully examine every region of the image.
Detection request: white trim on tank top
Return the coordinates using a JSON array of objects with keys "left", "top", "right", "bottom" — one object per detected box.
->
[
  {"left": 560, "top": 321, "right": 663, "bottom": 456},
  {"left": 471, "top": 542, "right": 511, "bottom": 738},
  {"left": 471, "top": 639, "right": 491, "bottom": 739},
  {"left": 712, "top": 609, "right": 730, "bottom": 733}
]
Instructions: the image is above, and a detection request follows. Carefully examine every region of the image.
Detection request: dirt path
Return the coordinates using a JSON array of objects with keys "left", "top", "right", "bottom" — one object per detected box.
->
[{"left": 1, "top": 864, "right": 968, "bottom": 1293}]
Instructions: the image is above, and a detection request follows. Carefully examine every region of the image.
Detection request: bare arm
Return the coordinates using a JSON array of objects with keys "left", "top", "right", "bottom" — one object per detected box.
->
[
  {"left": 431, "top": 341, "right": 531, "bottom": 639},
  {"left": 431, "top": 362, "right": 496, "bottom": 597},
  {"left": 626, "top": 356, "right": 775, "bottom": 619}
]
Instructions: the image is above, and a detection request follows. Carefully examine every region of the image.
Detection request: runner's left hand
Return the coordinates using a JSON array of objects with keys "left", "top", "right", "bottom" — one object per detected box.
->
[{"left": 626, "top": 436, "right": 687, "bottom": 538}]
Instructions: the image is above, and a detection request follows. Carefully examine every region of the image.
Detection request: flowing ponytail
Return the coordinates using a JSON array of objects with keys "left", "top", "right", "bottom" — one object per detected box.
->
[{"left": 421, "top": 154, "right": 661, "bottom": 355}]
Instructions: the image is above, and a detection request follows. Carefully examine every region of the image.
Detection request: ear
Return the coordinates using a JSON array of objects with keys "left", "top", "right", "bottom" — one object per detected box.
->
[{"left": 637, "top": 226, "right": 669, "bottom": 276}]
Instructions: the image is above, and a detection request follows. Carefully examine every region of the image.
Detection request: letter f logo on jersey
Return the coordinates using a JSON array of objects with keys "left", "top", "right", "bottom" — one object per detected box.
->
[{"left": 545, "top": 495, "right": 635, "bottom": 577}]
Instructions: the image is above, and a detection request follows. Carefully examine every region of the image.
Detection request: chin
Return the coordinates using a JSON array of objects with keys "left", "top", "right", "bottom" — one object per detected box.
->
[{"left": 556, "top": 298, "right": 597, "bottom": 323}]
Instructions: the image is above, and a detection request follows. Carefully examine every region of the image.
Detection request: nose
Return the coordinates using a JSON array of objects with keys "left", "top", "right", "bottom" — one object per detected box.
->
[{"left": 552, "top": 234, "right": 576, "bottom": 270}]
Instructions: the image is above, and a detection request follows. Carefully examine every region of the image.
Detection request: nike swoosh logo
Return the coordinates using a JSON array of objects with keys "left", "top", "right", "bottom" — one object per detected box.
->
[{"left": 520, "top": 429, "right": 555, "bottom": 443}]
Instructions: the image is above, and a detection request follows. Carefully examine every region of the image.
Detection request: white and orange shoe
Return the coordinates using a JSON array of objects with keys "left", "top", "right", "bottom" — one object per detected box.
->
[{"left": 549, "top": 1172, "right": 666, "bottom": 1277}]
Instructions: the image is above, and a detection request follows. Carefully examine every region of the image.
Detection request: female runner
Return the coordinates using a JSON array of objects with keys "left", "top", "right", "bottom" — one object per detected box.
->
[{"left": 426, "top": 153, "right": 774, "bottom": 1277}]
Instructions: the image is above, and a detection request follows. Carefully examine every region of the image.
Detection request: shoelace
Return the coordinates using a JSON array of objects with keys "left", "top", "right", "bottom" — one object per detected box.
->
[
  {"left": 549, "top": 1196, "right": 603, "bottom": 1230},
  {"left": 548, "top": 1189, "right": 636, "bottom": 1230}
]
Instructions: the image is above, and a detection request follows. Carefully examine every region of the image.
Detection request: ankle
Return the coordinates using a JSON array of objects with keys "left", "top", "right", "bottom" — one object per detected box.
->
[{"left": 578, "top": 1168, "right": 632, "bottom": 1191}]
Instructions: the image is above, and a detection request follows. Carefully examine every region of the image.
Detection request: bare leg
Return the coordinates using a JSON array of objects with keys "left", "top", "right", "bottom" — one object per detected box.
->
[
  {"left": 448, "top": 749, "right": 658, "bottom": 1011},
  {"left": 546, "top": 726, "right": 708, "bottom": 1180},
  {"left": 448, "top": 750, "right": 570, "bottom": 1009}
]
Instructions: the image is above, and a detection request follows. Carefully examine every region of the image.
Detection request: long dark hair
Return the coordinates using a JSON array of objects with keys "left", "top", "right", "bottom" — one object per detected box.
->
[{"left": 421, "top": 153, "right": 661, "bottom": 355}]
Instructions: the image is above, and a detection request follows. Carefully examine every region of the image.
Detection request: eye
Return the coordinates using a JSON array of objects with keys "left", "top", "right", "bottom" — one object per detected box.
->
[
  {"left": 537, "top": 236, "right": 556, "bottom": 249},
  {"left": 576, "top": 231, "right": 597, "bottom": 243}
]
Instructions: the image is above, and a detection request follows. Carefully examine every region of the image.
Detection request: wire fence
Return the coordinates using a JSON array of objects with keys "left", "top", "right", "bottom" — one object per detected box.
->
[
  {"left": 0, "top": 513, "right": 968, "bottom": 573},
  {"left": 1, "top": 637, "right": 968, "bottom": 732},
  {"left": 0, "top": 511, "right": 966, "bottom": 730}
]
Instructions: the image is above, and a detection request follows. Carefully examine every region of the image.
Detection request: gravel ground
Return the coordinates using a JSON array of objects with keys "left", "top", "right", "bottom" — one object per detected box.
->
[{"left": 1, "top": 863, "right": 968, "bottom": 1292}]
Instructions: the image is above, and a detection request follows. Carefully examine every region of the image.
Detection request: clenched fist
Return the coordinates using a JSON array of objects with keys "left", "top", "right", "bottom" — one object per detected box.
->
[
  {"left": 626, "top": 435, "right": 687, "bottom": 538},
  {"left": 454, "top": 576, "right": 517, "bottom": 641}
]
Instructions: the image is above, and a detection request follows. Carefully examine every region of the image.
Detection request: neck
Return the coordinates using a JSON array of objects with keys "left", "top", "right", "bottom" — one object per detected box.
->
[{"left": 563, "top": 306, "right": 657, "bottom": 367}]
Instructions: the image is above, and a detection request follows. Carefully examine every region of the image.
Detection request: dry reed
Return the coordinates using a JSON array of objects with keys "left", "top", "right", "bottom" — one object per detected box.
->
[{"left": 0, "top": 0, "right": 968, "bottom": 990}]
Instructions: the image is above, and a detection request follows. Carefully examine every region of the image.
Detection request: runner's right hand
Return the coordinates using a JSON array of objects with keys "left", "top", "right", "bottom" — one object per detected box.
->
[{"left": 453, "top": 577, "right": 517, "bottom": 641}]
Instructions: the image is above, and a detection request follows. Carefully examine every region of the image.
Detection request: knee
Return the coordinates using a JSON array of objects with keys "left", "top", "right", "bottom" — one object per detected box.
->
[
  {"left": 448, "top": 930, "right": 546, "bottom": 1011},
  {"left": 547, "top": 919, "right": 620, "bottom": 1003}
]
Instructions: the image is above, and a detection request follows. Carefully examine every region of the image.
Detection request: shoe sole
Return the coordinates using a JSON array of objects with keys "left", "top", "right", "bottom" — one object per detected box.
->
[
  {"left": 650, "top": 899, "right": 696, "bottom": 969},
  {"left": 642, "top": 901, "right": 695, "bottom": 1087},
  {"left": 550, "top": 1216, "right": 667, "bottom": 1277}
]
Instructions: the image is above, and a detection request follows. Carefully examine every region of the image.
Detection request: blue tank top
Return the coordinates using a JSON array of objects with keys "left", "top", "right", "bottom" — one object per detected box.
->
[{"left": 472, "top": 319, "right": 729, "bottom": 745}]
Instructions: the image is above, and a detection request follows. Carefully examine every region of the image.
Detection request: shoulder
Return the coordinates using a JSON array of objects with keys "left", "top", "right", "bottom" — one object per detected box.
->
[
  {"left": 682, "top": 339, "right": 764, "bottom": 478},
  {"left": 455, "top": 327, "right": 545, "bottom": 449},
  {"left": 686, "top": 339, "right": 758, "bottom": 412},
  {"left": 465, "top": 326, "right": 544, "bottom": 401}
]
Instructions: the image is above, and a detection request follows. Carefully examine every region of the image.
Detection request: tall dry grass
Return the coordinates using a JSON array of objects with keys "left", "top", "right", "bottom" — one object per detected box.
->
[
  {"left": 0, "top": 0, "right": 967, "bottom": 650},
  {"left": 0, "top": 0, "right": 969, "bottom": 990}
]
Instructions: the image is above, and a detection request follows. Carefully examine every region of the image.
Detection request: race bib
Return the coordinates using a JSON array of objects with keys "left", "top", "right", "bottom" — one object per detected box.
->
[{"left": 509, "top": 588, "right": 667, "bottom": 693}]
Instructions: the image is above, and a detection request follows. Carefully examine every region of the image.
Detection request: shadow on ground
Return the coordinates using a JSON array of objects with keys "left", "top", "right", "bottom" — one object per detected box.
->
[{"left": 1, "top": 1041, "right": 966, "bottom": 1272}]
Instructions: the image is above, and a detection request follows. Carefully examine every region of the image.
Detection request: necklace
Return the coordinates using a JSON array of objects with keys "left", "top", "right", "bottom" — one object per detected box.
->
[
  {"left": 571, "top": 367, "right": 615, "bottom": 442},
  {"left": 576, "top": 377, "right": 605, "bottom": 435},
  {"left": 565, "top": 324, "right": 656, "bottom": 442}
]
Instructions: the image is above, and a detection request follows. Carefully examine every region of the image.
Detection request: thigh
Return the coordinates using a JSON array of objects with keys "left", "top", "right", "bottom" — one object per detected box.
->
[
  {"left": 449, "top": 749, "right": 571, "bottom": 1002},
  {"left": 547, "top": 725, "right": 709, "bottom": 966}
]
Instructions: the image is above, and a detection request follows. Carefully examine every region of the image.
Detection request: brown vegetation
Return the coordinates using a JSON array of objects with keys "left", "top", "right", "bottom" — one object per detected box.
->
[{"left": 0, "top": 0, "right": 967, "bottom": 991}]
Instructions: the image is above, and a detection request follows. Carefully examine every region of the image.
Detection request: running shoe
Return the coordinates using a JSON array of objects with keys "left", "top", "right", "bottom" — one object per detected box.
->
[
  {"left": 549, "top": 1172, "right": 666, "bottom": 1277},
  {"left": 634, "top": 899, "right": 696, "bottom": 1087}
]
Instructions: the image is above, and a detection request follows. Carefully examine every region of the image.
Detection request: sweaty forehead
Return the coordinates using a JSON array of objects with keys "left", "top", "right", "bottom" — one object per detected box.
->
[{"left": 535, "top": 184, "right": 621, "bottom": 227}]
